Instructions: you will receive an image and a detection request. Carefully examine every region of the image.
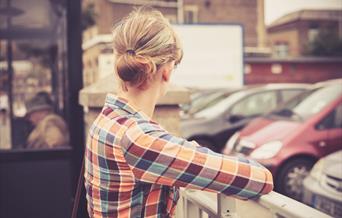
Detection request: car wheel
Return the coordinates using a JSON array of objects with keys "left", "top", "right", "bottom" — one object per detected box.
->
[
  {"left": 276, "top": 158, "right": 315, "bottom": 202},
  {"left": 193, "top": 138, "right": 217, "bottom": 152}
]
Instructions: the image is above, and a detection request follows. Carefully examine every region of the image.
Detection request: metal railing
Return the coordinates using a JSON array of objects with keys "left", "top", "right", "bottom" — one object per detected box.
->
[{"left": 175, "top": 189, "right": 332, "bottom": 218}]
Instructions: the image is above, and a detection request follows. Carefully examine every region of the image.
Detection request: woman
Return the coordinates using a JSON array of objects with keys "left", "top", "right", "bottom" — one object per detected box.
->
[{"left": 84, "top": 7, "right": 273, "bottom": 218}]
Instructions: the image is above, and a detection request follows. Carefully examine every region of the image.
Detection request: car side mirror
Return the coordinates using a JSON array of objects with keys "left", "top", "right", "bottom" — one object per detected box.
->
[{"left": 228, "top": 114, "right": 245, "bottom": 123}]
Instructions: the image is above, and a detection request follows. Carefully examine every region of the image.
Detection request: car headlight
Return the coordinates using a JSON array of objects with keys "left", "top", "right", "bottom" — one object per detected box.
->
[
  {"left": 250, "top": 141, "right": 283, "bottom": 159},
  {"left": 223, "top": 132, "right": 240, "bottom": 154},
  {"left": 309, "top": 159, "right": 325, "bottom": 180}
]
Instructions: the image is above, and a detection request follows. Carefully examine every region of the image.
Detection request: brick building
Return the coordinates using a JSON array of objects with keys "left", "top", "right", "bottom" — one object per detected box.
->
[
  {"left": 243, "top": 9, "right": 342, "bottom": 85},
  {"left": 267, "top": 9, "right": 342, "bottom": 57},
  {"left": 82, "top": 0, "right": 267, "bottom": 86},
  {"left": 244, "top": 57, "right": 342, "bottom": 84}
]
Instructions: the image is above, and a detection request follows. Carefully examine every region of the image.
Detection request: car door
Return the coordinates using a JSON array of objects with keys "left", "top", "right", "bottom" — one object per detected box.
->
[{"left": 315, "top": 103, "right": 342, "bottom": 156}]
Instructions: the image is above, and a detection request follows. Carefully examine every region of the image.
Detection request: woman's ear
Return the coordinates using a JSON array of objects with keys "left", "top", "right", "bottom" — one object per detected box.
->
[
  {"left": 161, "top": 68, "right": 171, "bottom": 82},
  {"left": 161, "top": 61, "right": 175, "bottom": 82}
]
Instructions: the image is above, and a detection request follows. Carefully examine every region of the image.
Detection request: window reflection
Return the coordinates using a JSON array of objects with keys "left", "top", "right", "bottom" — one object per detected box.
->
[{"left": 0, "top": 0, "right": 68, "bottom": 149}]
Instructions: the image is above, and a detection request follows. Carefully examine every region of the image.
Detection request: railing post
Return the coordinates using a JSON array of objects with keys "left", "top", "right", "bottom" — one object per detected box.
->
[
  {"left": 186, "top": 200, "right": 201, "bottom": 218},
  {"left": 175, "top": 190, "right": 185, "bottom": 218},
  {"left": 218, "top": 194, "right": 239, "bottom": 218}
]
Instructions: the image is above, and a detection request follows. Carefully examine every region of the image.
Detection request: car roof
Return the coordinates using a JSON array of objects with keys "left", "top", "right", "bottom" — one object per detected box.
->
[
  {"left": 313, "top": 78, "right": 342, "bottom": 88},
  {"left": 252, "top": 83, "right": 310, "bottom": 90},
  {"left": 234, "top": 83, "right": 310, "bottom": 96},
  {"left": 188, "top": 79, "right": 340, "bottom": 96}
]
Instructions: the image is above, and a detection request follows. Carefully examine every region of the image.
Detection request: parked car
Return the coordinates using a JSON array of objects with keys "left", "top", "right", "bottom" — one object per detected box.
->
[
  {"left": 224, "top": 79, "right": 342, "bottom": 201},
  {"left": 180, "top": 88, "right": 235, "bottom": 118},
  {"left": 181, "top": 83, "right": 309, "bottom": 152},
  {"left": 302, "top": 151, "right": 342, "bottom": 217}
]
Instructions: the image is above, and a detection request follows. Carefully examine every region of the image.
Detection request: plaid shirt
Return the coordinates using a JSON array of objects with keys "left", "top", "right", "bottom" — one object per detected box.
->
[{"left": 84, "top": 94, "right": 273, "bottom": 218}]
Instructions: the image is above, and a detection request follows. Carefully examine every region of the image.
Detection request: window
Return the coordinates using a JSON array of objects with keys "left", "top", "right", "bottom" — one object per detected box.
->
[
  {"left": 335, "top": 104, "right": 342, "bottom": 128},
  {"left": 281, "top": 90, "right": 304, "bottom": 103},
  {"left": 308, "top": 23, "right": 319, "bottom": 42},
  {"left": 273, "top": 42, "right": 289, "bottom": 57},
  {"left": 244, "top": 64, "right": 251, "bottom": 74},
  {"left": 308, "top": 28, "right": 319, "bottom": 42},
  {"left": 184, "top": 5, "right": 198, "bottom": 24},
  {"left": 317, "top": 104, "right": 342, "bottom": 130},
  {"left": 231, "top": 92, "right": 278, "bottom": 117},
  {"left": 271, "top": 64, "right": 283, "bottom": 74},
  {"left": 0, "top": 0, "right": 68, "bottom": 149},
  {"left": 293, "top": 85, "right": 342, "bottom": 120}
]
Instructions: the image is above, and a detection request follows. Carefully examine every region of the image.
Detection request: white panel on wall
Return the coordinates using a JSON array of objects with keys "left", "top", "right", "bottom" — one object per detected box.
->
[{"left": 171, "top": 24, "right": 244, "bottom": 89}]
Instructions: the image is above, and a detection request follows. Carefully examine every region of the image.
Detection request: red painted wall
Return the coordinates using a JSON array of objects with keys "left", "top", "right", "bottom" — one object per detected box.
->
[{"left": 244, "top": 61, "right": 342, "bottom": 84}]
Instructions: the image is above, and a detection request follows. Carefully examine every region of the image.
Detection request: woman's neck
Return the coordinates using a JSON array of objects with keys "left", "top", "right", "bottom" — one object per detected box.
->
[{"left": 117, "top": 85, "right": 160, "bottom": 118}]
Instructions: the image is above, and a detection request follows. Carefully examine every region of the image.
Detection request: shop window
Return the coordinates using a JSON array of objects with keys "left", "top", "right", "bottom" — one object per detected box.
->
[{"left": 0, "top": 0, "right": 69, "bottom": 150}]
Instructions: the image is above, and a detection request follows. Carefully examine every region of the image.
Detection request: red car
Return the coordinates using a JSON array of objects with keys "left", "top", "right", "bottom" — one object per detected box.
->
[{"left": 224, "top": 80, "right": 342, "bottom": 201}]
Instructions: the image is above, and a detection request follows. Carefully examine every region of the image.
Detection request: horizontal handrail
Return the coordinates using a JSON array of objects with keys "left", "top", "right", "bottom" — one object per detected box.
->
[
  {"left": 176, "top": 189, "right": 332, "bottom": 218},
  {"left": 256, "top": 191, "right": 332, "bottom": 218}
]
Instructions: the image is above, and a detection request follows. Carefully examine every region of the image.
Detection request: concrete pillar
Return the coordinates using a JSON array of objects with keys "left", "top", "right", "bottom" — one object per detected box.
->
[
  {"left": 257, "top": 0, "right": 267, "bottom": 48},
  {"left": 79, "top": 75, "right": 190, "bottom": 137},
  {"left": 177, "top": 0, "right": 184, "bottom": 24}
]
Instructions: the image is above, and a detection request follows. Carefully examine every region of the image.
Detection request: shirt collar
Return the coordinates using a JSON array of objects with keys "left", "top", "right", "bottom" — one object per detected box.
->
[{"left": 104, "top": 93, "right": 151, "bottom": 121}]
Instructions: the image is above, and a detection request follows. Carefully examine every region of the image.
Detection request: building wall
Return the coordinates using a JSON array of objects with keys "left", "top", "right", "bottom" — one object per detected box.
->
[
  {"left": 297, "top": 20, "right": 340, "bottom": 54},
  {"left": 83, "top": 0, "right": 262, "bottom": 47},
  {"left": 268, "top": 28, "right": 300, "bottom": 57},
  {"left": 183, "top": 0, "right": 260, "bottom": 47},
  {"left": 83, "top": 45, "right": 101, "bottom": 86},
  {"left": 267, "top": 17, "right": 341, "bottom": 57},
  {"left": 81, "top": 0, "right": 265, "bottom": 86},
  {"left": 245, "top": 60, "right": 342, "bottom": 84},
  {"left": 91, "top": 0, "right": 178, "bottom": 34}
]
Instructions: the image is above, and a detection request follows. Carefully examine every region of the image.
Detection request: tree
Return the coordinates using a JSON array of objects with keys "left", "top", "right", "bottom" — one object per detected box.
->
[
  {"left": 305, "top": 28, "right": 342, "bottom": 57},
  {"left": 81, "top": 3, "right": 96, "bottom": 31}
]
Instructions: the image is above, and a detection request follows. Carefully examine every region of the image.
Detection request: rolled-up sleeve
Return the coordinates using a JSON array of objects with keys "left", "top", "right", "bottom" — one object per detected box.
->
[{"left": 120, "top": 120, "right": 273, "bottom": 200}]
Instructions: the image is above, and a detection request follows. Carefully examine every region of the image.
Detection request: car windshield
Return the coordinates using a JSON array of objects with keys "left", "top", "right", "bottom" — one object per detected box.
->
[
  {"left": 271, "top": 84, "right": 342, "bottom": 121},
  {"left": 195, "top": 91, "right": 246, "bottom": 118},
  {"left": 188, "top": 91, "right": 231, "bottom": 115}
]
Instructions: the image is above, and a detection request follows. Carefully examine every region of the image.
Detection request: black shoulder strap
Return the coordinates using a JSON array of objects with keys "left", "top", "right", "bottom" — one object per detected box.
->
[{"left": 71, "top": 157, "right": 85, "bottom": 218}]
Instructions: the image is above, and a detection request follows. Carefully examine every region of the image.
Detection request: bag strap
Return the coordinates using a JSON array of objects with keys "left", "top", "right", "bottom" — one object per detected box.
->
[{"left": 71, "top": 157, "right": 85, "bottom": 218}]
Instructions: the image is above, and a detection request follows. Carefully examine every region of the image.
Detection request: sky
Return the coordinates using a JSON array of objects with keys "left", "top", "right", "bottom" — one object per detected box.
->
[{"left": 264, "top": 0, "right": 342, "bottom": 25}]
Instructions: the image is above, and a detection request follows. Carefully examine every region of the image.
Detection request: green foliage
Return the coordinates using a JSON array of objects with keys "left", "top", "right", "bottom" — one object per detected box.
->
[{"left": 305, "top": 28, "right": 342, "bottom": 57}]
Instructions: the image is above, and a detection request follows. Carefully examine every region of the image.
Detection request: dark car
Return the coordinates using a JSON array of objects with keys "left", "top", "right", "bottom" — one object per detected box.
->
[
  {"left": 224, "top": 79, "right": 342, "bottom": 201},
  {"left": 303, "top": 151, "right": 342, "bottom": 217},
  {"left": 181, "top": 83, "right": 309, "bottom": 152}
]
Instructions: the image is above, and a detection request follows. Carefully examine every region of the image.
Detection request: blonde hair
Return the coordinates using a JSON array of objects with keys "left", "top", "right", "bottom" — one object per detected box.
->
[{"left": 112, "top": 7, "right": 183, "bottom": 89}]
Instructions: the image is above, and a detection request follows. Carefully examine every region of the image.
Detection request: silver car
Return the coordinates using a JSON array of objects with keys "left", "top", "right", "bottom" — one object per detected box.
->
[
  {"left": 303, "top": 151, "right": 342, "bottom": 217},
  {"left": 180, "top": 83, "right": 309, "bottom": 152}
]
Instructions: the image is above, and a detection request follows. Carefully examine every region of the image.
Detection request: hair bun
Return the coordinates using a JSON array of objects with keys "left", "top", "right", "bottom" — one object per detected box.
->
[
  {"left": 116, "top": 53, "right": 156, "bottom": 88},
  {"left": 112, "top": 7, "right": 183, "bottom": 89}
]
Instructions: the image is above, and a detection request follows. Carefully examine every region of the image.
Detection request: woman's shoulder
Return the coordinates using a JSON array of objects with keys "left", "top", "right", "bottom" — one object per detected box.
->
[{"left": 89, "top": 106, "right": 160, "bottom": 136}]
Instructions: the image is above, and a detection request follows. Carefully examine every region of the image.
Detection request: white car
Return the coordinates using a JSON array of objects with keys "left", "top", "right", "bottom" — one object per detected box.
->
[{"left": 303, "top": 150, "right": 342, "bottom": 217}]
